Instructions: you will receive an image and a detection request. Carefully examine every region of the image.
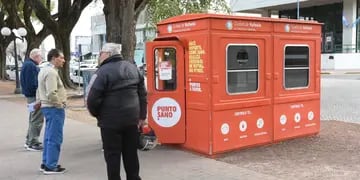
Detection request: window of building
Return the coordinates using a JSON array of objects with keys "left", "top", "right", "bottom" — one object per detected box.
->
[
  {"left": 284, "top": 46, "right": 309, "bottom": 88},
  {"left": 154, "top": 48, "right": 177, "bottom": 91},
  {"left": 226, "top": 45, "right": 258, "bottom": 94}
]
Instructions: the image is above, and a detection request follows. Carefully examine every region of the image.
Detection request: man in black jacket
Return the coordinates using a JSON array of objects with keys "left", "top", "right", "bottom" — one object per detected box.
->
[{"left": 87, "top": 43, "right": 147, "bottom": 180}]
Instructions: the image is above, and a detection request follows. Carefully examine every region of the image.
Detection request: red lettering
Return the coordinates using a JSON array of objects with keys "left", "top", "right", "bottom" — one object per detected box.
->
[
  {"left": 157, "top": 106, "right": 177, "bottom": 112},
  {"left": 157, "top": 111, "right": 174, "bottom": 118}
]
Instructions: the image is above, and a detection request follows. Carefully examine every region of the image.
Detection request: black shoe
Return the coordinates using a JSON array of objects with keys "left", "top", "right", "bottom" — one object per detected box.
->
[
  {"left": 26, "top": 144, "right": 43, "bottom": 152},
  {"left": 40, "top": 164, "right": 61, "bottom": 172},
  {"left": 43, "top": 166, "right": 66, "bottom": 175}
]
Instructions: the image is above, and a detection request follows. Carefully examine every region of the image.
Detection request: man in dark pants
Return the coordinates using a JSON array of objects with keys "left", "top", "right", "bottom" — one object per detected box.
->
[
  {"left": 20, "top": 48, "right": 44, "bottom": 151},
  {"left": 87, "top": 43, "right": 147, "bottom": 180}
]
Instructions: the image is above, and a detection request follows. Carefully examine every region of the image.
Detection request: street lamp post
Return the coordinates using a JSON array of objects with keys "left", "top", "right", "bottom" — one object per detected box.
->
[{"left": 1, "top": 27, "right": 27, "bottom": 94}]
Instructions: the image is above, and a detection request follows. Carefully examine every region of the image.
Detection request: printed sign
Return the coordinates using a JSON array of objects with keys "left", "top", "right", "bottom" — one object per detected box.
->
[
  {"left": 239, "top": 120, "right": 247, "bottom": 132},
  {"left": 151, "top": 98, "right": 181, "bottom": 128},
  {"left": 308, "top": 111, "right": 314, "bottom": 121},
  {"left": 284, "top": 24, "right": 314, "bottom": 33},
  {"left": 257, "top": 118, "right": 264, "bottom": 129},
  {"left": 221, "top": 123, "right": 230, "bottom": 135},
  {"left": 167, "top": 21, "right": 197, "bottom": 33},
  {"left": 294, "top": 113, "right": 301, "bottom": 123},
  {"left": 188, "top": 40, "right": 205, "bottom": 73},
  {"left": 189, "top": 82, "right": 202, "bottom": 92},
  {"left": 159, "top": 61, "right": 172, "bottom": 80},
  {"left": 280, "top": 114, "right": 287, "bottom": 125}
]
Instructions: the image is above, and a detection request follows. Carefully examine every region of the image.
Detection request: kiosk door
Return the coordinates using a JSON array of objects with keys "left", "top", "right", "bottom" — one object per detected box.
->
[{"left": 146, "top": 41, "right": 186, "bottom": 144}]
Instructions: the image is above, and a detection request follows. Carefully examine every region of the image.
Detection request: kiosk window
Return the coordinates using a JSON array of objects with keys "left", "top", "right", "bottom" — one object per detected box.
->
[
  {"left": 284, "top": 46, "right": 309, "bottom": 88},
  {"left": 226, "top": 45, "right": 258, "bottom": 94},
  {"left": 154, "top": 48, "right": 177, "bottom": 91}
]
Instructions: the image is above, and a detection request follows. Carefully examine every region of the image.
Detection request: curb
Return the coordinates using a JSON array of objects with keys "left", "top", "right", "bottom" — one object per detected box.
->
[
  {"left": 321, "top": 71, "right": 360, "bottom": 75},
  {"left": 344, "top": 71, "right": 360, "bottom": 74},
  {"left": 321, "top": 72, "right": 331, "bottom": 74}
]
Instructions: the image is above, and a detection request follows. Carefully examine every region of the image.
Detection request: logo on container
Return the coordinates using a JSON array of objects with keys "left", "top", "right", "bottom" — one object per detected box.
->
[
  {"left": 221, "top": 123, "right": 230, "bottom": 135},
  {"left": 151, "top": 97, "right": 181, "bottom": 127},
  {"left": 284, "top": 24, "right": 290, "bottom": 32},
  {"left": 167, "top": 24, "right": 173, "bottom": 33},
  {"left": 226, "top": 20, "right": 233, "bottom": 30},
  {"left": 239, "top": 120, "right": 247, "bottom": 132}
]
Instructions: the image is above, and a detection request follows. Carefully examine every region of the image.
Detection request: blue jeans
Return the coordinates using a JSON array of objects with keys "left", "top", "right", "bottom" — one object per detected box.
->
[{"left": 41, "top": 107, "right": 65, "bottom": 169}]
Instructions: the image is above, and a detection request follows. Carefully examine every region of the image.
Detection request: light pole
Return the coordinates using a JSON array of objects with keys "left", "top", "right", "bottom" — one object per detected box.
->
[
  {"left": 1, "top": 27, "right": 27, "bottom": 94},
  {"left": 297, "top": 0, "right": 300, "bottom": 19}
]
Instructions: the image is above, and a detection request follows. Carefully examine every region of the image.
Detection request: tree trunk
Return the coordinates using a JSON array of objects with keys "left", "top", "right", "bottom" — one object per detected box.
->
[
  {"left": 54, "top": 33, "right": 74, "bottom": 89},
  {"left": 103, "top": 0, "right": 122, "bottom": 43},
  {"left": 121, "top": 0, "right": 136, "bottom": 61},
  {"left": 103, "top": 0, "right": 143, "bottom": 61},
  {"left": 26, "top": 36, "right": 46, "bottom": 57}
]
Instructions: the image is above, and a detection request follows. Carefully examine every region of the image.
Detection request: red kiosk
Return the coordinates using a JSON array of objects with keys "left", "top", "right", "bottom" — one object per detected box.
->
[{"left": 146, "top": 14, "right": 322, "bottom": 155}]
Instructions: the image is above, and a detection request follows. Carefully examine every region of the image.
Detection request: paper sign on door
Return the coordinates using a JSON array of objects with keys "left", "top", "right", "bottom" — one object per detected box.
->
[{"left": 159, "top": 61, "right": 172, "bottom": 80}]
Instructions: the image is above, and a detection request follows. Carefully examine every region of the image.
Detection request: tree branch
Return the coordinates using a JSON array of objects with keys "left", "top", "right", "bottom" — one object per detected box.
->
[
  {"left": 23, "top": 0, "right": 36, "bottom": 35},
  {"left": 58, "top": 0, "right": 71, "bottom": 18},
  {"left": 51, "top": 13, "right": 59, "bottom": 19},
  {"left": 2, "top": 0, "right": 24, "bottom": 28},
  {"left": 29, "top": 0, "right": 58, "bottom": 32},
  {"left": 65, "top": 0, "right": 92, "bottom": 30},
  {"left": 36, "top": 26, "right": 51, "bottom": 40},
  {"left": 135, "top": 0, "right": 147, "bottom": 19},
  {"left": 46, "top": 0, "right": 50, "bottom": 9}
]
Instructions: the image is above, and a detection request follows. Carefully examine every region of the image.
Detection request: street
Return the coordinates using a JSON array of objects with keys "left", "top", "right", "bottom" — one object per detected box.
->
[{"left": 321, "top": 74, "right": 360, "bottom": 123}]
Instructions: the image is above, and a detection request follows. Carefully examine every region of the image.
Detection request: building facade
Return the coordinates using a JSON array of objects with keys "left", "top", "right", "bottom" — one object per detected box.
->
[
  {"left": 230, "top": 0, "right": 360, "bottom": 70},
  {"left": 90, "top": 10, "right": 156, "bottom": 67}
]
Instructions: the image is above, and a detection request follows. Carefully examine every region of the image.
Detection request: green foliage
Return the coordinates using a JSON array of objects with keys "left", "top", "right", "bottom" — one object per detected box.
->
[{"left": 146, "top": 0, "right": 230, "bottom": 26}]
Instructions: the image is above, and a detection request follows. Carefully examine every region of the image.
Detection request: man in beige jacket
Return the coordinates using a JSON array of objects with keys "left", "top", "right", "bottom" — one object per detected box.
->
[{"left": 37, "top": 49, "right": 67, "bottom": 175}]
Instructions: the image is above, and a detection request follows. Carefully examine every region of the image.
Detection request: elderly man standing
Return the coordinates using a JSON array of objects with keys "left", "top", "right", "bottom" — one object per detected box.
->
[
  {"left": 87, "top": 43, "right": 147, "bottom": 180},
  {"left": 20, "top": 48, "right": 44, "bottom": 152},
  {"left": 37, "top": 49, "right": 67, "bottom": 174}
]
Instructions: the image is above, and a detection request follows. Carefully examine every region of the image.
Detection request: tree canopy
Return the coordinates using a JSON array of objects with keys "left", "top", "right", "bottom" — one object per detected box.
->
[
  {"left": 0, "top": 0, "right": 51, "bottom": 79},
  {"left": 146, "top": 0, "right": 230, "bottom": 26},
  {"left": 29, "top": 0, "right": 93, "bottom": 88}
]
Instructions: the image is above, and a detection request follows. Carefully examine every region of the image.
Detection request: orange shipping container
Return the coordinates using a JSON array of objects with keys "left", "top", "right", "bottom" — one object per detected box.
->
[{"left": 146, "top": 14, "right": 322, "bottom": 155}]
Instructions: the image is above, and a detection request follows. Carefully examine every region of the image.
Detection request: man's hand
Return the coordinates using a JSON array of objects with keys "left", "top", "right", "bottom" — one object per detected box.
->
[
  {"left": 34, "top": 102, "right": 41, "bottom": 110},
  {"left": 138, "top": 119, "right": 146, "bottom": 128}
]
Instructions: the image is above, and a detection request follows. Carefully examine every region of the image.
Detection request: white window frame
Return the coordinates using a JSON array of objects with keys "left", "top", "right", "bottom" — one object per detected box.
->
[
  {"left": 226, "top": 44, "right": 259, "bottom": 95},
  {"left": 283, "top": 44, "right": 310, "bottom": 90}
]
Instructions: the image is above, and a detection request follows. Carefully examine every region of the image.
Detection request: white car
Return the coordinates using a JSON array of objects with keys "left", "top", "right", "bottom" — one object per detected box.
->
[
  {"left": 5, "top": 61, "right": 22, "bottom": 81},
  {"left": 70, "top": 59, "right": 98, "bottom": 84}
]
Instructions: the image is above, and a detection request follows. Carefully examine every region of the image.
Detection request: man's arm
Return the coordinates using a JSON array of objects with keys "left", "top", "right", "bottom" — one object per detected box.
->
[
  {"left": 30, "top": 65, "right": 39, "bottom": 95},
  {"left": 137, "top": 72, "right": 147, "bottom": 120},
  {"left": 86, "top": 72, "right": 106, "bottom": 117}
]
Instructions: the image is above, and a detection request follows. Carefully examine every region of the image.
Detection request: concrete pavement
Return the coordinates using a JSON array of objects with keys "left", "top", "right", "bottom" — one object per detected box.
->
[{"left": 0, "top": 98, "right": 279, "bottom": 180}]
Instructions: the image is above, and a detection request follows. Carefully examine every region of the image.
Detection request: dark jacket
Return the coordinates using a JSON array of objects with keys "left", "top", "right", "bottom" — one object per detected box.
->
[
  {"left": 20, "top": 58, "right": 40, "bottom": 97},
  {"left": 86, "top": 55, "right": 147, "bottom": 129}
]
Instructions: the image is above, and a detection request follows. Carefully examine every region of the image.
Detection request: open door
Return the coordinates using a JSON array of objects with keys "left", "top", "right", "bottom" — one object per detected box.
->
[{"left": 146, "top": 41, "right": 185, "bottom": 144}]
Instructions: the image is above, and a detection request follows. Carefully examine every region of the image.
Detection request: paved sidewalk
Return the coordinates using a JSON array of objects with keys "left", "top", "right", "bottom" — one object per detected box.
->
[{"left": 0, "top": 94, "right": 279, "bottom": 179}]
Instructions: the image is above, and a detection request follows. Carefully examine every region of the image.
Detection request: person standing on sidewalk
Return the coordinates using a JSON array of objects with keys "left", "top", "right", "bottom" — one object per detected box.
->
[
  {"left": 20, "top": 48, "right": 44, "bottom": 152},
  {"left": 37, "top": 49, "right": 67, "bottom": 174},
  {"left": 87, "top": 43, "right": 147, "bottom": 180}
]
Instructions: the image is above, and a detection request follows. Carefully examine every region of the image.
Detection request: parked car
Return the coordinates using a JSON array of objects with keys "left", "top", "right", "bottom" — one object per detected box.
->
[
  {"left": 5, "top": 61, "right": 22, "bottom": 81},
  {"left": 70, "top": 59, "right": 98, "bottom": 84}
]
